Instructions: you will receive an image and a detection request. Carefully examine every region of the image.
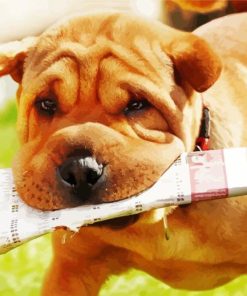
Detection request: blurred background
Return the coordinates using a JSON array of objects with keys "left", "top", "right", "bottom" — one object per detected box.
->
[{"left": 0, "top": 0, "right": 247, "bottom": 295}]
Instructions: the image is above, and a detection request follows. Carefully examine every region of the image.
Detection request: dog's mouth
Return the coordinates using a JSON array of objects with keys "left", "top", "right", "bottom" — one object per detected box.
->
[{"left": 93, "top": 214, "right": 140, "bottom": 230}]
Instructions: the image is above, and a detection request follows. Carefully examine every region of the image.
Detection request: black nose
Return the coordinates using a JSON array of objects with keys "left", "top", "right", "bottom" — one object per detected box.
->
[{"left": 57, "top": 155, "right": 104, "bottom": 204}]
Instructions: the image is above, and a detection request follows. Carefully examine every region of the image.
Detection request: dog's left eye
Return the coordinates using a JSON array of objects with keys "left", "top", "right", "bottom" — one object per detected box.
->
[
  {"left": 124, "top": 99, "right": 151, "bottom": 115},
  {"left": 35, "top": 98, "right": 57, "bottom": 116}
]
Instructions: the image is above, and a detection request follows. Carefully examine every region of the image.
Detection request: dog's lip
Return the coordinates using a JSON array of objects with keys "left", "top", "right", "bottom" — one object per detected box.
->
[
  {"left": 179, "top": 203, "right": 191, "bottom": 208},
  {"left": 93, "top": 214, "right": 140, "bottom": 230}
]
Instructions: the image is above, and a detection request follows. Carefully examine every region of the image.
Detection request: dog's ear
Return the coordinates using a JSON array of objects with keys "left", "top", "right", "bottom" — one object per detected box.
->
[
  {"left": 169, "top": 34, "right": 222, "bottom": 92},
  {"left": 0, "top": 37, "right": 36, "bottom": 83}
]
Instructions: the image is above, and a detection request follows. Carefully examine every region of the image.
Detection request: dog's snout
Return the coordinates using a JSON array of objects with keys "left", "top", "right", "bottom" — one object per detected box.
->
[{"left": 57, "top": 155, "right": 104, "bottom": 205}]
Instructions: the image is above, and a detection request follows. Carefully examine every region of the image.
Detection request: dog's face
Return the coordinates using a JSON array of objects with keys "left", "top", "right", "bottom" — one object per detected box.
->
[{"left": 0, "top": 13, "right": 221, "bottom": 210}]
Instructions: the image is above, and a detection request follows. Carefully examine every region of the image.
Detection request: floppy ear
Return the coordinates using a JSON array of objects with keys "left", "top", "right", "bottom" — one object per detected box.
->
[
  {"left": 169, "top": 34, "right": 222, "bottom": 92},
  {"left": 0, "top": 37, "right": 36, "bottom": 82}
]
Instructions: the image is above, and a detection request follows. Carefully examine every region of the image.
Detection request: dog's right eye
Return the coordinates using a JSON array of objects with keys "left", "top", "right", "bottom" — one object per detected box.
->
[
  {"left": 35, "top": 98, "right": 57, "bottom": 116},
  {"left": 124, "top": 99, "right": 151, "bottom": 115}
]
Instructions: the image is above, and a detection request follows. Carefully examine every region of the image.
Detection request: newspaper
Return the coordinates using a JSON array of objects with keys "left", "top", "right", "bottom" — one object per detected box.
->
[{"left": 1, "top": 147, "right": 247, "bottom": 254}]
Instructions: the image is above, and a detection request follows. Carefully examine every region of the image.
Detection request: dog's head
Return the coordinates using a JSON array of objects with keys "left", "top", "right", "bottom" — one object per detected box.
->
[{"left": 0, "top": 13, "right": 221, "bottom": 210}]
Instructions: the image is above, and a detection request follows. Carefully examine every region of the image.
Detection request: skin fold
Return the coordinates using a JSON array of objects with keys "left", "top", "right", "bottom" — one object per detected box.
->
[{"left": 0, "top": 12, "right": 246, "bottom": 295}]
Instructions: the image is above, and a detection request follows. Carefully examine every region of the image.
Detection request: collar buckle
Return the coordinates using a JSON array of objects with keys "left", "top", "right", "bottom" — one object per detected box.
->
[{"left": 195, "top": 106, "right": 210, "bottom": 151}]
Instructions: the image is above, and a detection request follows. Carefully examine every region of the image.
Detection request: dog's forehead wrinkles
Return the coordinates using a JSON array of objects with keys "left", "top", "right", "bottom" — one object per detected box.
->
[
  {"left": 24, "top": 38, "right": 173, "bottom": 87},
  {"left": 23, "top": 13, "right": 176, "bottom": 86}
]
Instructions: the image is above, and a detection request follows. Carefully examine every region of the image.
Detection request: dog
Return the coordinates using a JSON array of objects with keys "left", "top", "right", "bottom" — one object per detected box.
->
[
  {"left": 0, "top": 12, "right": 247, "bottom": 295},
  {"left": 168, "top": 0, "right": 247, "bottom": 13},
  {"left": 164, "top": 0, "right": 247, "bottom": 32}
]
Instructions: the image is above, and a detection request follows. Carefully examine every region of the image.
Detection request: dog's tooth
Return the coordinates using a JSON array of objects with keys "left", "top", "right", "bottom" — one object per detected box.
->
[
  {"left": 61, "top": 233, "right": 68, "bottom": 245},
  {"left": 163, "top": 214, "right": 170, "bottom": 241}
]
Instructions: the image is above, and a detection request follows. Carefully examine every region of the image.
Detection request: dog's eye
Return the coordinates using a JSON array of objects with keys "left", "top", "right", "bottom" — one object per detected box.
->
[
  {"left": 124, "top": 99, "right": 151, "bottom": 115},
  {"left": 35, "top": 98, "right": 57, "bottom": 116}
]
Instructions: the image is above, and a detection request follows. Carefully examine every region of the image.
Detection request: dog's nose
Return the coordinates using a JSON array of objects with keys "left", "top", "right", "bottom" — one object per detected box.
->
[{"left": 57, "top": 156, "right": 104, "bottom": 204}]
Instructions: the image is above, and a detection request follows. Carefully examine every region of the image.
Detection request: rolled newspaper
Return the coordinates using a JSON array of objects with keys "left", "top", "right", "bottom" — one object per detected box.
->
[{"left": 1, "top": 147, "right": 247, "bottom": 254}]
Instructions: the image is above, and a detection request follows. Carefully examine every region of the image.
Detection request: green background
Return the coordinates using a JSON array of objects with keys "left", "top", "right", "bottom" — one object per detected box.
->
[{"left": 0, "top": 100, "right": 247, "bottom": 295}]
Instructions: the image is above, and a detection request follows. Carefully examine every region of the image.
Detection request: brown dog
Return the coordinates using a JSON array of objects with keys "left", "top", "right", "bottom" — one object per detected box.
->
[
  {"left": 0, "top": 12, "right": 247, "bottom": 295},
  {"left": 169, "top": 0, "right": 247, "bottom": 13}
]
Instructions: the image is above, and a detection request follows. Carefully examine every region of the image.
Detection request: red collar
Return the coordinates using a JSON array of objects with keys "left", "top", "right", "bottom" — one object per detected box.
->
[{"left": 194, "top": 105, "right": 210, "bottom": 151}]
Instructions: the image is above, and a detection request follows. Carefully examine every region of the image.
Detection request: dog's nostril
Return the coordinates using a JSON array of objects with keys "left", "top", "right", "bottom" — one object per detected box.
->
[
  {"left": 63, "top": 172, "right": 77, "bottom": 187},
  {"left": 86, "top": 164, "right": 103, "bottom": 186}
]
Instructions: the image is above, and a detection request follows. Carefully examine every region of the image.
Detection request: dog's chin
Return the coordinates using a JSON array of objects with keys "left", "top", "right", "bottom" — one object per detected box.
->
[{"left": 94, "top": 214, "right": 140, "bottom": 230}]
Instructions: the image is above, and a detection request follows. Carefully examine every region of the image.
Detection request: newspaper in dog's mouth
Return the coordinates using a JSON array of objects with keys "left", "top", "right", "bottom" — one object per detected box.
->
[{"left": 0, "top": 147, "right": 247, "bottom": 254}]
